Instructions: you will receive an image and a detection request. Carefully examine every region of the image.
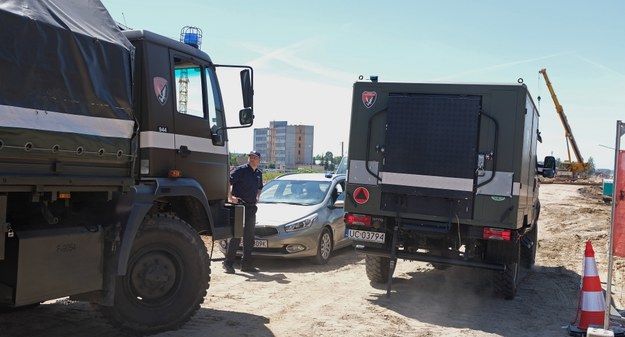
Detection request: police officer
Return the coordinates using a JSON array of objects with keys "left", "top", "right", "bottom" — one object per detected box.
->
[{"left": 223, "top": 150, "right": 263, "bottom": 274}]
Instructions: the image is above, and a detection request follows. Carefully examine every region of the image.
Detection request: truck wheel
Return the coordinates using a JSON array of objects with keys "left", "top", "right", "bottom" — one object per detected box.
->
[
  {"left": 99, "top": 213, "right": 209, "bottom": 335},
  {"left": 520, "top": 221, "right": 538, "bottom": 269},
  {"left": 312, "top": 227, "right": 333, "bottom": 265},
  {"left": 365, "top": 255, "right": 396, "bottom": 283},
  {"left": 495, "top": 245, "right": 520, "bottom": 300}
]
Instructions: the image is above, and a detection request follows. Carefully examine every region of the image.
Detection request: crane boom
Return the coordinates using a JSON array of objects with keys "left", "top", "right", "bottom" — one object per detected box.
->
[{"left": 538, "top": 68, "right": 585, "bottom": 164}]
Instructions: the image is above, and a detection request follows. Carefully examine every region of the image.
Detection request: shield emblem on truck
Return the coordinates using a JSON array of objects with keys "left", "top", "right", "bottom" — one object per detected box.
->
[
  {"left": 153, "top": 77, "right": 168, "bottom": 106},
  {"left": 362, "top": 91, "right": 377, "bottom": 108}
]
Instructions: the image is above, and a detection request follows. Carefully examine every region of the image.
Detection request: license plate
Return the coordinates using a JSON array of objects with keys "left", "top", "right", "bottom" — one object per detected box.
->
[
  {"left": 346, "top": 229, "right": 385, "bottom": 243},
  {"left": 238, "top": 239, "right": 268, "bottom": 248}
]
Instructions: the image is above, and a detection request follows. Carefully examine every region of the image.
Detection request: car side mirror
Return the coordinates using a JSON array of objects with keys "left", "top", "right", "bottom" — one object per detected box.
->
[
  {"left": 332, "top": 199, "right": 344, "bottom": 209},
  {"left": 331, "top": 192, "right": 345, "bottom": 209}
]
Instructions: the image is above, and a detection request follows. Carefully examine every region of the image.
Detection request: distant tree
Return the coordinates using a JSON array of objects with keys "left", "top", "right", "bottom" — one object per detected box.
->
[
  {"left": 323, "top": 151, "right": 334, "bottom": 170},
  {"left": 229, "top": 153, "right": 239, "bottom": 166},
  {"left": 587, "top": 156, "right": 596, "bottom": 175}
]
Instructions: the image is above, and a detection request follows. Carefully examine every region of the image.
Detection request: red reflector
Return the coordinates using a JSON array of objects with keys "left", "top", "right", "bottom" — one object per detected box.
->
[
  {"left": 483, "top": 228, "right": 511, "bottom": 241},
  {"left": 346, "top": 213, "right": 371, "bottom": 226},
  {"left": 168, "top": 169, "right": 182, "bottom": 178}
]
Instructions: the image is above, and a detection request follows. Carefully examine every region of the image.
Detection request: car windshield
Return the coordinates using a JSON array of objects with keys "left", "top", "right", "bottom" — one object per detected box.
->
[{"left": 259, "top": 179, "right": 331, "bottom": 206}]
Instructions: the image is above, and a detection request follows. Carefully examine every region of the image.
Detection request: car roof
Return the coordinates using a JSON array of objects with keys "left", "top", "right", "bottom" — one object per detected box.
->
[{"left": 274, "top": 172, "right": 345, "bottom": 182}]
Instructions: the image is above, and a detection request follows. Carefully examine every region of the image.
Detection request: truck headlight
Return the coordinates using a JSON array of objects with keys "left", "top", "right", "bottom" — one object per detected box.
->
[{"left": 284, "top": 214, "right": 317, "bottom": 232}]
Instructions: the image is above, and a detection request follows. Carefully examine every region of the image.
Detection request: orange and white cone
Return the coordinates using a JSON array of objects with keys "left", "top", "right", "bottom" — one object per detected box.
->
[{"left": 568, "top": 241, "right": 606, "bottom": 336}]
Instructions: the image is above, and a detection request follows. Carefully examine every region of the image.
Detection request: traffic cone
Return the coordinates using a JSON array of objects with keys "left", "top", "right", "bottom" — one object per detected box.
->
[{"left": 568, "top": 241, "right": 606, "bottom": 336}]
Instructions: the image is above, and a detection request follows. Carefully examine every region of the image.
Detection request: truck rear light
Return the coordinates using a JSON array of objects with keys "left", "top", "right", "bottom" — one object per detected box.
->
[
  {"left": 346, "top": 213, "right": 372, "bottom": 227},
  {"left": 483, "top": 228, "right": 511, "bottom": 241},
  {"left": 168, "top": 169, "right": 182, "bottom": 178}
]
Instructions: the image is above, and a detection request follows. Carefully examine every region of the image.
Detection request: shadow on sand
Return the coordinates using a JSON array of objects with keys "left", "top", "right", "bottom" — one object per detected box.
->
[{"left": 368, "top": 264, "right": 582, "bottom": 337}]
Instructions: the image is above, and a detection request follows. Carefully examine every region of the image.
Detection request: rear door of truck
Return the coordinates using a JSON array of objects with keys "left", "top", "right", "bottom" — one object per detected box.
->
[{"left": 379, "top": 89, "right": 481, "bottom": 219}]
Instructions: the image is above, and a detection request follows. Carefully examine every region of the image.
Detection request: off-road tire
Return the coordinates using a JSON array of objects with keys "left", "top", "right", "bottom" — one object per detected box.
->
[
  {"left": 365, "top": 254, "right": 396, "bottom": 283},
  {"left": 98, "top": 213, "right": 210, "bottom": 335},
  {"left": 312, "top": 227, "right": 333, "bottom": 265},
  {"left": 520, "top": 221, "right": 538, "bottom": 269},
  {"left": 495, "top": 244, "right": 520, "bottom": 300}
]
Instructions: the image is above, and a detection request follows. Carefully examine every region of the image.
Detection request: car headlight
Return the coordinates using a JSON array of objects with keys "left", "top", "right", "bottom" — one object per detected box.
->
[{"left": 284, "top": 214, "right": 318, "bottom": 232}]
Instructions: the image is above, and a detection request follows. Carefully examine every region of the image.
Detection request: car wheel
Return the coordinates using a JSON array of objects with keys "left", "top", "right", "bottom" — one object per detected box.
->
[
  {"left": 312, "top": 227, "right": 333, "bottom": 265},
  {"left": 97, "top": 213, "right": 209, "bottom": 335}
]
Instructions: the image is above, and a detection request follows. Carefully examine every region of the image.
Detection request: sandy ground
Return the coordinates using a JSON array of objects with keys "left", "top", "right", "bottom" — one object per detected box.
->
[{"left": 2, "top": 182, "right": 624, "bottom": 337}]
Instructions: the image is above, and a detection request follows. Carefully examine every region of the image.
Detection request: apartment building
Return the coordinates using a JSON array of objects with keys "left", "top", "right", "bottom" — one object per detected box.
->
[{"left": 253, "top": 121, "right": 314, "bottom": 168}]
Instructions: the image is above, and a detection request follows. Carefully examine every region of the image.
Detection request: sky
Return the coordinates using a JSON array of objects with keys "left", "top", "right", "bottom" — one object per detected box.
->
[{"left": 101, "top": 0, "right": 625, "bottom": 169}]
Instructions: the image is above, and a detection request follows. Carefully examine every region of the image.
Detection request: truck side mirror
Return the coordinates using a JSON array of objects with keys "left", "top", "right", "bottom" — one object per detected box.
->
[
  {"left": 240, "top": 69, "right": 253, "bottom": 109},
  {"left": 239, "top": 69, "right": 254, "bottom": 126},
  {"left": 239, "top": 108, "right": 254, "bottom": 125},
  {"left": 542, "top": 155, "right": 556, "bottom": 178}
]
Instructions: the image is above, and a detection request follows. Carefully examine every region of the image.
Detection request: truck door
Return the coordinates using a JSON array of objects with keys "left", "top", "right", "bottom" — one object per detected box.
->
[{"left": 171, "top": 55, "right": 229, "bottom": 200}]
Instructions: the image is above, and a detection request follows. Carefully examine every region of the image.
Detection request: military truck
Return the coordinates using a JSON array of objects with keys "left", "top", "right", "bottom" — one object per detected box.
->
[
  {"left": 0, "top": 0, "right": 252, "bottom": 334},
  {"left": 344, "top": 78, "right": 555, "bottom": 299}
]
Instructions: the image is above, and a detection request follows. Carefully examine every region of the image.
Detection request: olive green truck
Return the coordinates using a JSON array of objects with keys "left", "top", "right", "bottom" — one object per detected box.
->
[
  {"left": 0, "top": 0, "right": 253, "bottom": 334},
  {"left": 344, "top": 78, "right": 555, "bottom": 299}
]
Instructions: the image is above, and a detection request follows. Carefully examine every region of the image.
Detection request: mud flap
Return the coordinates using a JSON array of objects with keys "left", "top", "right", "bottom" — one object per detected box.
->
[{"left": 386, "top": 224, "right": 399, "bottom": 298}]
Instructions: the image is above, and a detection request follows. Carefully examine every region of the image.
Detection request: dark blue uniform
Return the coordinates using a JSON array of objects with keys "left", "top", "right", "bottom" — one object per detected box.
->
[
  {"left": 225, "top": 163, "right": 263, "bottom": 270},
  {"left": 230, "top": 163, "right": 263, "bottom": 204}
]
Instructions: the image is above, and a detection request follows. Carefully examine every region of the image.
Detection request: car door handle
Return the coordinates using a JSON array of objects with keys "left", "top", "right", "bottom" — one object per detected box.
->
[{"left": 177, "top": 145, "right": 191, "bottom": 156}]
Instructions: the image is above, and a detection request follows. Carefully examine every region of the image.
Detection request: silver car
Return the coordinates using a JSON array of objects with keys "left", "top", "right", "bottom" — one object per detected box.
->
[{"left": 220, "top": 173, "right": 350, "bottom": 264}]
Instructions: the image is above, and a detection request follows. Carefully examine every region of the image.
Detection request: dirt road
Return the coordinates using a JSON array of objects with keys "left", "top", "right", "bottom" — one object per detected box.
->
[{"left": 2, "top": 183, "right": 623, "bottom": 337}]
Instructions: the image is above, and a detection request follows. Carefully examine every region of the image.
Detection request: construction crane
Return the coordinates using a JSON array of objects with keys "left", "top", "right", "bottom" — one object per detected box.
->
[{"left": 538, "top": 68, "right": 590, "bottom": 177}]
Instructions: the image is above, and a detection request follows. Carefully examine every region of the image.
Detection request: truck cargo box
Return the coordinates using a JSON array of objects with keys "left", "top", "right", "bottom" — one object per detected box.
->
[{"left": 0, "top": 0, "right": 135, "bottom": 188}]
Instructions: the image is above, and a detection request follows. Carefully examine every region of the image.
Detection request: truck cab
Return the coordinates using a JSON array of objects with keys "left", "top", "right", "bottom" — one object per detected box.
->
[{"left": 125, "top": 29, "right": 253, "bottom": 239}]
